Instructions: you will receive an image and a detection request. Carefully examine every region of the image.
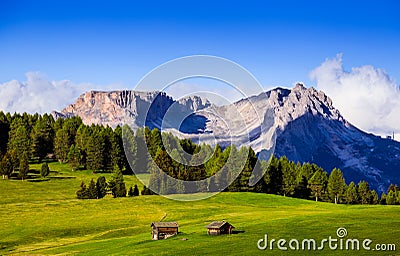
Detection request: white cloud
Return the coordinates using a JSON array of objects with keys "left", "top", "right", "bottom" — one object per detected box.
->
[
  {"left": 310, "top": 54, "right": 400, "bottom": 139},
  {"left": 0, "top": 72, "right": 95, "bottom": 114}
]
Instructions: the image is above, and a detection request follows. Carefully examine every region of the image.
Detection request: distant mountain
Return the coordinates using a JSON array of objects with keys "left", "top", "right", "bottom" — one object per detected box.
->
[{"left": 52, "top": 84, "right": 400, "bottom": 192}]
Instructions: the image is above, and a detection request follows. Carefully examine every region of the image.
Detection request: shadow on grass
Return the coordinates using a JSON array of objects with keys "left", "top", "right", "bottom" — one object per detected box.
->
[
  {"left": 28, "top": 178, "right": 50, "bottom": 182},
  {"left": 49, "top": 176, "right": 76, "bottom": 179}
]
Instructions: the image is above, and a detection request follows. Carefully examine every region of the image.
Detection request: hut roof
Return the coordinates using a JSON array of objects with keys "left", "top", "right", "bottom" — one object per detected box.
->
[
  {"left": 151, "top": 222, "right": 179, "bottom": 228},
  {"left": 205, "top": 221, "right": 234, "bottom": 229}
]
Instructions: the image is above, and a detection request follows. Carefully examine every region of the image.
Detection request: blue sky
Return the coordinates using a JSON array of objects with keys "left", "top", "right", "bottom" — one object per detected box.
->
[
  {"left": 1, "top": 0, "right": 399, "bottom": 87},
  {"left": 1, "top": 0, "right": 400, "bottom": 138}
]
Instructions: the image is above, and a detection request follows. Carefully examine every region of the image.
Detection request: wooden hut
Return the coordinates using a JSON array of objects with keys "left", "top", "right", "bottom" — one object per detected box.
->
[
  {"left": 206, "top": 221, "right": 234, "bottom": 235},
  {"left": 151, "top": 222, "right": 179, "bottom": 240}
]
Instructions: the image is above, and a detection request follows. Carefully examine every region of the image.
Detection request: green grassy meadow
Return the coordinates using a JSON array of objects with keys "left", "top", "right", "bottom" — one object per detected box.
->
[{"left": 0, "top": 162, "right": 399, "bottom": 255}]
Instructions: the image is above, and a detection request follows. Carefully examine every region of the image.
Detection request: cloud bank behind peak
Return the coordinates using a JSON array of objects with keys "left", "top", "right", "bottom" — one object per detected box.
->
[
  {"left": 0, "top": 72, "right": 108, "bottom": 114},
  {"left": 310, "top": 54, "right": 400, "bottom": 138}
]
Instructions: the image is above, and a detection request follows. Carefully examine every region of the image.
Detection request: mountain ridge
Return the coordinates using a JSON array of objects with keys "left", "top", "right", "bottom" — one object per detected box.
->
[{"left": 52, "top": 85, "right": 400, "bottom": 192}]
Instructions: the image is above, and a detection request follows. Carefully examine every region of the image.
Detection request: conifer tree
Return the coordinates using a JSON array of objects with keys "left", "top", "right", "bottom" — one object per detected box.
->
[
  {"left": 294, "top": 176, "right": 310, "bottom": 199},
  {"left": 237, "top": 147, "right": 257, "bottom": 192},
  {"left": 121, "top": 125, "right": 136, "bottom": 173},
  {"left": 108, "top": 165, "right": 126, "bottom": 198},
  {"left": 345, "top": 181, "right": 358, "bottom": 204},
  {"left": 135, "top": 128, "right": 150, "bottom": 173},
  {"left": 281, "top": 157, "right": 297, "bottom": 197},
  {"left": 88, "top": 179, "right": 98, "bottom": 199},
  {"left": 309, "top": 168, "right": 328, "bottom": 202},
  {"left": 386, "top": 190, "right": 396, "bottom": 205},
  {"left": 379, "top": 193, "right": 387, "bottom": 205},
  {"left": 110, "top": 131, "right": 123, "bottom": 171},
  {"left": 264, "top": 156, "right": 282, "bottom": 194},
  {"left": 1, "top": 151, "right": 14, "bottom": 179},
  {"left": 0, "top": 111, "right": 10, "bottom": 154},
  {"left": 128, "top": 186, "right": 134, "bottom": 197},
  {"left": 54, "top": 128, "right": 70, "bottom": 163},
  {"left": 86, "top": 130, "right": 105, "bottom": 171},
  {"left": 370, "top": 190, "right": 379, "bottom": 205},
  {"left": 40, "top": 162, "right": 50, "bottom": 178},
  {"left": 8, "top": 122, "right": 31, "bottom": 162},
  {"left": 67, "top": 144, "right": 81, "bottom": 171},
  {"left": 96, "top": 176, "right": 107, "bottom": 199},
  {"left": 74, "top": 124, "right": 90, "bottom": 168},
  {"left": 327, "top": 168, "right": 346, "bottom": 204},
  {"left": 76, "top": 181, "right": 89, "bottom": 199},
  {"left": 357, "top": 181, "right": 370, "bottom": 204},
  {"left": 133, "top": 184, "right": 140, "bottom": 196},
  {"left": 31, "top": 117, "right": 54, "bottom": 162},
  {"left": 18, "top": 153, "right": 29, "bottom": 181},
  {"left": 148, "top": 128, "right": 163, "bottom": 157}
]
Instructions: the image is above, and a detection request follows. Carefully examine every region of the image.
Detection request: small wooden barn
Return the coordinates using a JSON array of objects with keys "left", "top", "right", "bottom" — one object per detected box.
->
[
  {"left": 206, "top": 221, "right": 234, "bottom": 235},
  {"left": 151, "top": 222, "right": 179, "bottom": 240}
]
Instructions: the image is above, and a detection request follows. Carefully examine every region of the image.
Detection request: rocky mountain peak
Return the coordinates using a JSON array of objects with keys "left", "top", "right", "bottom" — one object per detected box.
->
[{"left": 268, "top": 84, "right": 343, "bottom": 131}]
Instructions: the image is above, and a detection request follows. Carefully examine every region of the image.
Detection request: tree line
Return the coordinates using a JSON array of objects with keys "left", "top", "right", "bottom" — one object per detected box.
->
[{"left": 0, "top": 111, "right": 399, "bottom": 205}]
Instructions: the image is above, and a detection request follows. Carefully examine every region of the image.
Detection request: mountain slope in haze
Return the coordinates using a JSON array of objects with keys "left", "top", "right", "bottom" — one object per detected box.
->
[{"left": 52, "top": 84, "right": 400, "bottom": 192}]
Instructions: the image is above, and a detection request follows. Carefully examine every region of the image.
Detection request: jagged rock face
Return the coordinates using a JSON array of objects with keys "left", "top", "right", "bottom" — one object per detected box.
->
[
  {"left": 52, "top": 90, "right": 210, "bottom": 129},
  {"left": 53, "top": 85, "right": 400, "bottom": 192}
]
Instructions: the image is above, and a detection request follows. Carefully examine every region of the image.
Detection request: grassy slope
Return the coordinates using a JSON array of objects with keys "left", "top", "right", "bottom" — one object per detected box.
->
[{"left": 0, "top": 163, "right": 399, "bottom": 255}]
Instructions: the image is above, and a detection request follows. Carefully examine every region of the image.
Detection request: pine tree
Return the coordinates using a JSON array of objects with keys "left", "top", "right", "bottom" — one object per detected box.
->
[
  {"left": 86, "top": 130, "right": 105, "bottom": 171},
  {"left": 148, "top": 128, "right": 163, "bottom": 158},
  {"left": 87, "top": 179, "right": 98, "bottom": 199},
  {"left": 264, "top": 156, "right": 282, "bottom": 194},
  {"left": 110, "top": 131, "right": 123, "bottom": 171},
  {"left": 128, "top": 186, "right": 134, "bottom": 197},
  {"left": 76, "top": 181, "right": 89, "bottom": 199},
  {"left": 40, "top": 162, "right": 50, "bottom": 178},
  {"left": 327, "top": 168, "right": 346, "bottom": 204},
  {"left": 237, "top": 147, "right": 257, "bottom": 192},
  {"left": 67, "top": 145, "right": 81, "bottom": 171},
  {"left": 387, "top": 184, "right": 400, "bottom": 193},
  {"left": 133, "top": 184, "right": 139, "bottom": 196},
  {"left": 370, "top": 190, "right": 379, "bottom": 205},
  {"left": 108, "top": 165, "right": 126, "bottom": 198},
  {"left": 297, "top": 163, "right": 316, "bottom": 183},
  {"left": 18, "top": 153, "right": 29, "bottom": 181},
  {"left": 281, "top": 157, "right": 297, "bottom": 197},
  {"left": 357, "top": 181, "right": 370, "bottom": 204},
  {"left": 96, "top": 176, "right": 107, "bottom": 199},
  {"left": 122, "top": 125, "right": 136, "bottom": 174},
  {"left": 294, "top": 176, "right": 311, "bottom": 199},
  {"left": 0, "top": 111, "right": 10, "bottom": 154},
  {"left": 345, "top": 181, "right": 358, "bottom": 204},
  {"left": 30, "top": 117, "right": 54, "bottom": 162},
  {"left": 1, "top": 151, "right": 14, "bottom": 179},
  {"left": 141, "top": 185, "right": 152, "bottom": 195},
  {"left": 8, "top": 122, "right": 31, "bottom": 162},
  {"left": 135, "top": 128, "right": 150, "bottom": 173},
  {"left": 204, "top": 144, "right": 224, "bottom": 176},
  {"left": 148, "top": 160, "right": 163, "bottom": 194},
  {"left": 380, "top": 192, "right": 387, "bottom": 205},
  {"left": 386, "top": 190, "right": 396, "bottom": 205},
  {"left": 54, "top": 128, "right": 70, "bottom": 163},
  {"left": 225, "top": 146, "right": 242, "bottom": 192},
  {"left": 74, "top": 124, "right": 90, "bottom": 169},
  {"left": 309, "top": 168, "right": 328, "bottom": 202}
]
